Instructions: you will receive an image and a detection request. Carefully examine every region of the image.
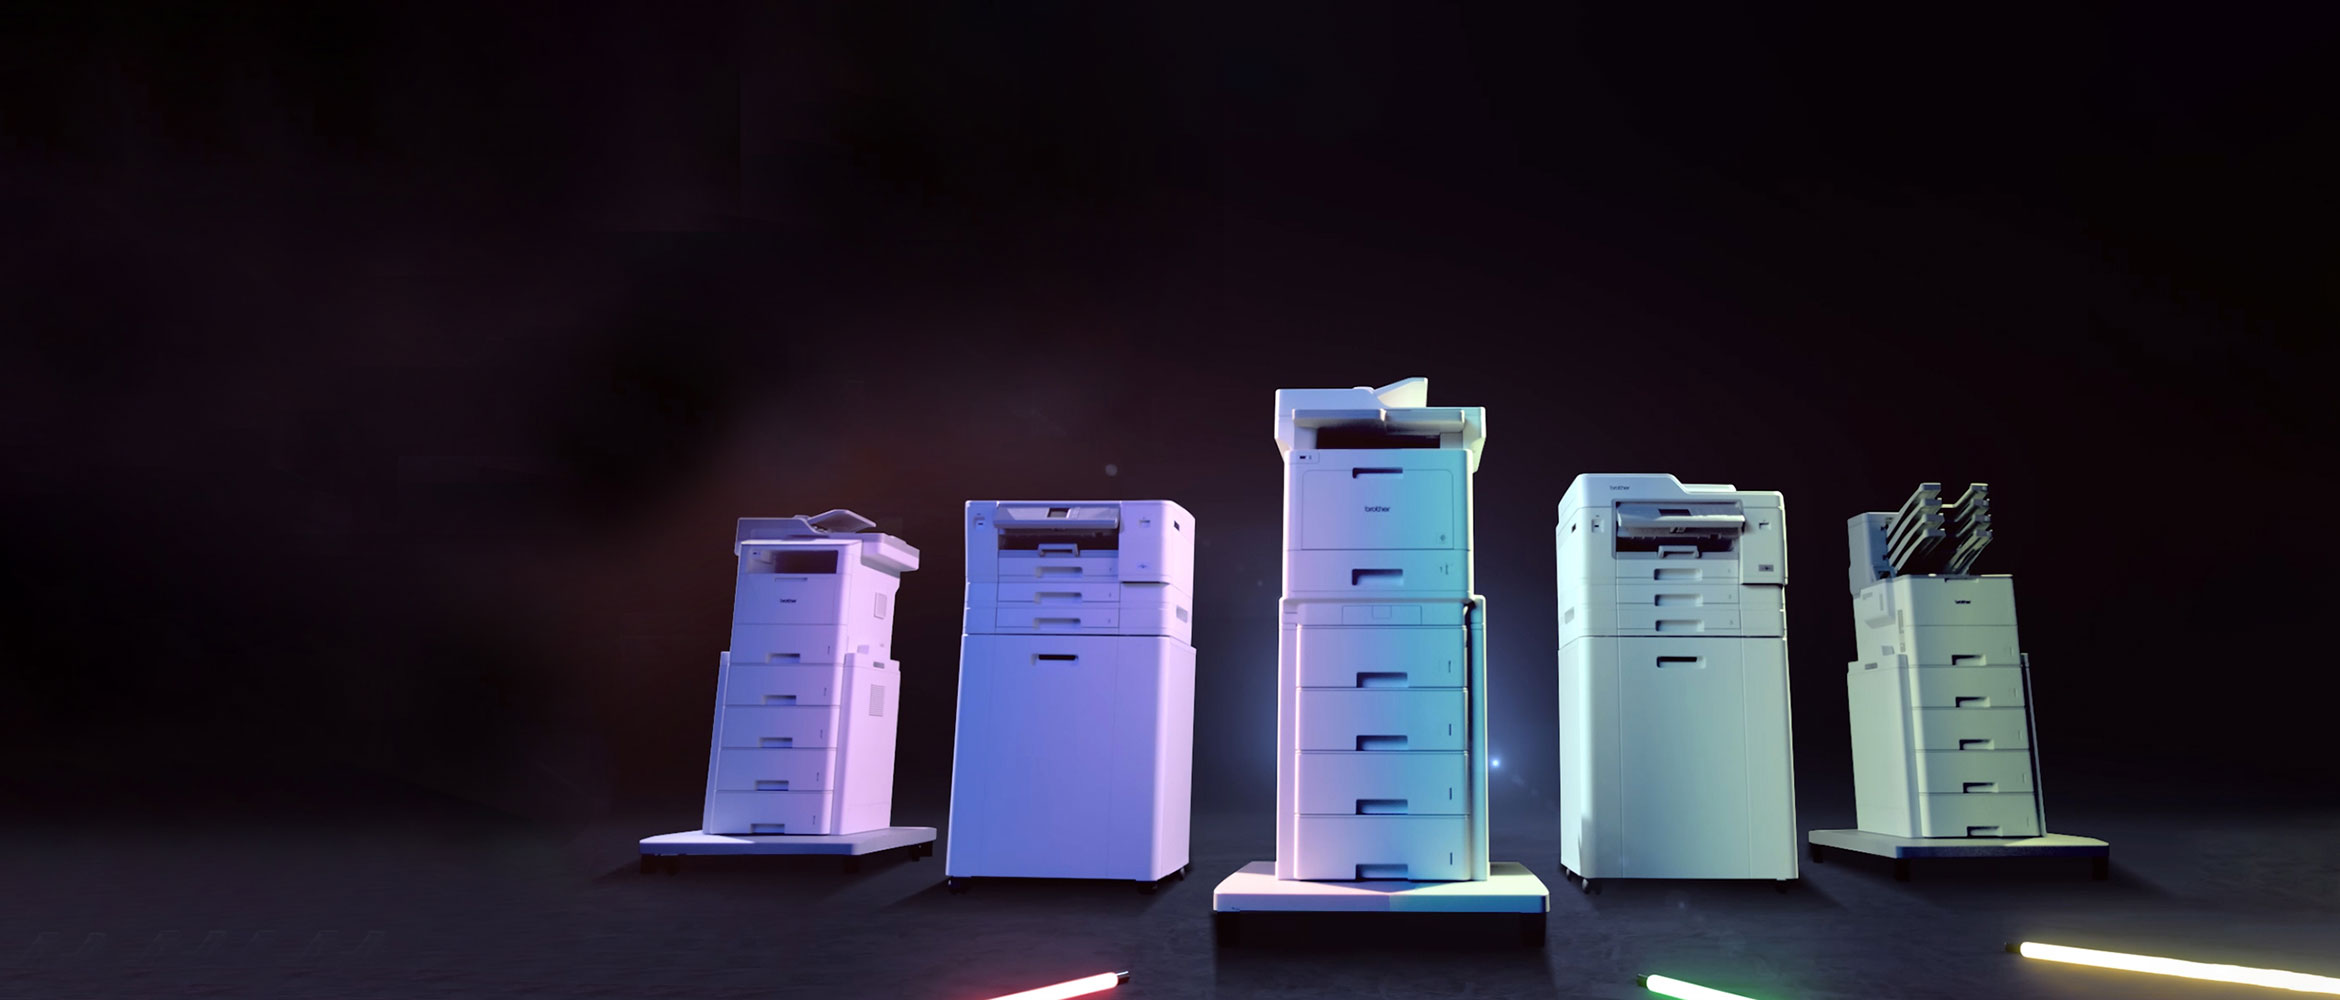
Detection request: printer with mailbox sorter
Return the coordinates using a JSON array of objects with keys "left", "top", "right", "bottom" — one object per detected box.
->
[
  {"left": 701, "top": 509, "right": 919, "bottom": 838},
  {"left": 944, "top": 500, "right": 1197, "bottom": 892},
  {"left": 1272, "top": 377, "right": 1489, "bottom": 883},
  {"left": 1843, "top": 483, "right": 2043, "bottom": 839},
  {"left": 1556, "top": 474, "right": 1798, "bottom": 889}
]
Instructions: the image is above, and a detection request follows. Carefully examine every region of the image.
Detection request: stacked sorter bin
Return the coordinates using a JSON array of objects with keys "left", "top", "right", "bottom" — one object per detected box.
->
[
  {"left": 945, "top": 500, "right": 1197, "bottom": 890},
  {"left": 702, "top": 510, "right": 918, "bottom": 836},
  {"left": 1846, "top": 568, "right": 2042, "bottom": 839},
  {"left": 1273, "top": 378, "right": 1489, "bottom": 882}
]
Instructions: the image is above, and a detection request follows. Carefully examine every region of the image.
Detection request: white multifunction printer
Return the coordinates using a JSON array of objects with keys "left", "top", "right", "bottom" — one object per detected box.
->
[
  {"left": 1555, "top": 474, "right": 1800, "bottom": 890},
  {"left": 703, "top": 510, "right": 919, "bottom": 838},
  {"left": 1273, "top": 378, "right": 1490, "bottom": 883},
  {"left": 1807, "top": 484, "right": 2107, "bottom": 879},
  {"left": 944, "top": 500, "right": 1198, "bottom": 893},
  {"left": 637, "top": 510, "right": 935, "bottom": 871},
  {"left": 1843, "top": 484, "right": 2045, "bottom": 838}
]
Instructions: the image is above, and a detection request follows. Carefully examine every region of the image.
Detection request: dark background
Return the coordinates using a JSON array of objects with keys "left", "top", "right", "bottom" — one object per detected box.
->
[{"left": 5, "top": 1, "right": 2335, "bottom": 850}]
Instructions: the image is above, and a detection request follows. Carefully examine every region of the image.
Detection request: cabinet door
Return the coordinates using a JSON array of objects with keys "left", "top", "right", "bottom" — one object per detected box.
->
[{"left": 1615, "top": 637, "right": 1793, "bottom": 877}]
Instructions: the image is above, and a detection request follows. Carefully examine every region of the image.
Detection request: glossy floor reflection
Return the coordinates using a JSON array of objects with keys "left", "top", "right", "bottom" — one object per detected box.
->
[{"left": 2, "top": 767, "right": 2333, "bottom": 999}]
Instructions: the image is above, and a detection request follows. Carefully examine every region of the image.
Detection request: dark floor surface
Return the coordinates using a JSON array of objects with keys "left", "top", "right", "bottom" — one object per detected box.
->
[{"left": 4, "top": 773, "right": 2335, "bottom": 1000}]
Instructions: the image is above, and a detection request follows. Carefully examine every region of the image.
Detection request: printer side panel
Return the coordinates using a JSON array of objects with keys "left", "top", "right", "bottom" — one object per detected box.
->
[
  {"left": 1155, "top": 638, "right": 1198, "bottom": 880},
  {"left": 1466, "top": 596, "right": 1491, "bottom": 880},
  {"left": 1116, "top": 500, "right": 1196, "bottom": 590},
  {"left": 832, "top": 661, "right": 900, "bottom": 835},
  {"left": 964, "top": 501, "right": 1003, "bottom": 585}
]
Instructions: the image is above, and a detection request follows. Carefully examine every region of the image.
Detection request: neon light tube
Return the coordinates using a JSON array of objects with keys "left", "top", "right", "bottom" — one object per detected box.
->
[
  {"left": 985, "top": 971, "right": 1130, "bottom": 1000},
  {"left": 2011, "top": 942, "right": 2340, "bottom": 994},
  {"left": 1638, "top": 974, "right": 1762, "bottom": 1000}
]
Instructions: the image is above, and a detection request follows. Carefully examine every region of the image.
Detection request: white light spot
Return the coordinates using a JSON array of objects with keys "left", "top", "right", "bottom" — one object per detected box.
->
[
  {"left": 1491, "top": 757, "right": 1501, "bottom": 769},
  {"left": 1104, "top": 464, "right": 1119, "bottom": 477}
]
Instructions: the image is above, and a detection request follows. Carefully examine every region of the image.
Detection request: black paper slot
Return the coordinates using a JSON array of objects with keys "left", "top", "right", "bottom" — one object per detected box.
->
[
  {"left": 1315, "top": 425, "right": 1439, "bottom": 449},
  {"left": 1356, "top": 799, "right": 1408, "bottom": 815}
]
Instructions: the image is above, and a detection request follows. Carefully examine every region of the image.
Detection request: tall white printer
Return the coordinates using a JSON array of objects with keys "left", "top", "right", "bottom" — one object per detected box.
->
[
  {"left": 639, "top": 509, "right": 937, "bottom": 873},
  {"left": 1212, "top": 378, "right": 1546, "bottom": 947},
  {"left": 1807, "top": 483, "right": 2109, "bottom": 879},
  {"left": 1273, "top": 378, "right": 1489, "bottom": 882},
  {"left": 944, "top": 500, "right": 1197, "bottom": 893},
  {"left": 1555, "top": 474, "right": 1799, "bottom": 891}
]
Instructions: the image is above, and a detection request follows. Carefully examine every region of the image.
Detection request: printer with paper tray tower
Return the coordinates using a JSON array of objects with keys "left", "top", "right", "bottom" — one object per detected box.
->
[
  {"left": 1556, "top": 473, "right": 1799, "bottom": 884},
  {"left": 946, "top": 500, "right": 1197, "bottom": 888},
  {"left": 704, "top": 509, "right": 918, "bottom": 837},
  {"left": 1845, "top": 483, "right": 2044, "bottom": 839},
  {"left": 1274, "top": 377, "right": 1490, "bottom": 883}
]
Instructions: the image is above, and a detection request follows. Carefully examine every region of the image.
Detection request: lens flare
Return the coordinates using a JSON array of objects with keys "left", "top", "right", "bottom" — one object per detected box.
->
[
  {"left": 1639, "top": 973, "right": 1764, "bottom": 1000},
  {"left": 985, "top": 971, "right": 1129, "bottom": 1000}
]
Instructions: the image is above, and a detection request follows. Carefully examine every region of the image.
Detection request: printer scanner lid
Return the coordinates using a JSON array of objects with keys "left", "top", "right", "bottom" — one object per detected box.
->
[
  {"left": 733, "top": 509, "right": 918, "bottom": 572},
  {"left": 1273, "top": 377, "right": 1487, "bottom": 469},
  {"left": 989, "top": 503, "right": 1121, "bottom": 531}
]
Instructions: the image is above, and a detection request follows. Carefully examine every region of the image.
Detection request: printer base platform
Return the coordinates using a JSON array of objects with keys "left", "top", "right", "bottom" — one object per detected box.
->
[
  {"left": 1807, "top": 828, "right": 2109, "bottom": 882},
  {"left": 637, "top": 826, "right": 936, "bottom": 874},
  {"left": 1210, "top": 860, "right": 1549, "bottom": 948}
]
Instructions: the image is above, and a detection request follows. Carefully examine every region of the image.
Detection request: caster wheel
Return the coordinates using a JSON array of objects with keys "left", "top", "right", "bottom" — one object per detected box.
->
[
  {"left": 1213, "top": 912, "right": 1240, "bottom": 948},
  {"left": 1519, "top": 913, "right": 1547, "bottom": 948},
  {"left": 1175, "top": 865, "right": 1189, "bottom": 881},
  {"left": 946, "top": 877, "right": 971, "bottom": 895},
  {"left": 638, "top": 855, "right": 655, "bottom": 875},
  {"left": 2091, "top": 857, "right": 2110, "bottom": 881},
  {"left": 1893, "top": 859, "right": 1912, "bottom": 882},
  {"left": 1561, "top": 869, "right": 1580, "bottom": 886},
  {"left": 1809, "top": 843, "right": 1826, "bottom": 864},
  {"left": 1137, "top": 879, "right": 1160, "bottom": 895},
  {"left": 1580, "top": 878, "right": 1600, "bottom": 895}
]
